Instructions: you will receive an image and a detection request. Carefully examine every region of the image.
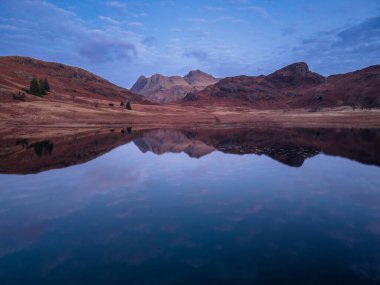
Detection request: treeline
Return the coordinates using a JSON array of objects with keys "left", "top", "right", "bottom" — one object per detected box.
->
[{"left": 28, "top": 77, "right": 50, "bottom": 96}]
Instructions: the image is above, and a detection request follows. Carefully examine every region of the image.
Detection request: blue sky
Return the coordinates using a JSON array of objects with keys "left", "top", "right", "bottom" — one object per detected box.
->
[{"left": 0, "top": 0, "right": 379, "bottom": 88}]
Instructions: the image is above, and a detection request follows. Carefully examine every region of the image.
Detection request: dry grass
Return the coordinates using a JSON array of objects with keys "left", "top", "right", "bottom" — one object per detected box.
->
[{"left": 1, "top": 99, "right": 380, "bottom": 129}]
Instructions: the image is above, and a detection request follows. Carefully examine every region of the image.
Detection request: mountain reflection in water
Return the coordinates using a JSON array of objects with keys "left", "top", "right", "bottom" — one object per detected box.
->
[
  {"left": 0, "top": 127, "right": 379, "bottom": 174},
  {"left": 0, "top": 127, "right": 380, "bottom": 285}
]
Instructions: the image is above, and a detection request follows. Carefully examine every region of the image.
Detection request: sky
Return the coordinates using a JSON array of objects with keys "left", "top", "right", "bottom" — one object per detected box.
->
[{"left": 0, "top": 0, "right": 379, "bottom": 88}]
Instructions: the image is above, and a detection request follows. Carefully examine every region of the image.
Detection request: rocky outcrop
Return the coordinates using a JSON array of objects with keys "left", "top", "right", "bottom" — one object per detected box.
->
[{"left": 131, "top": 70, "right": 218, "bottom": 104}]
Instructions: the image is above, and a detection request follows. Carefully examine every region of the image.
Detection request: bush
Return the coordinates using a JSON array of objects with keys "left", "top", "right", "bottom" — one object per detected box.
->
[
  {"left": 30, "top": 78, "right": 41, "bottom": 96},
  {"left": 126, "top": 101, "right": 132, "bottom": 110},
  {"left": 29, "top": 77, "right": 51, "bottom": 96},
  {"left": 43, "top": 78, "right": 50, "bottom": 92}
]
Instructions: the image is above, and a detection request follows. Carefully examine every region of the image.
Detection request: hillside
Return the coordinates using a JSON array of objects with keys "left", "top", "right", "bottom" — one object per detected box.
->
[
  {"left": 0, "top": 56, "right": 151, "bottom": 104},
  {"left": 131, "top": 70, "right": 218, "bottom": 104},
  {"left": 184, "top": 62, "right": 380, "bottom": 109}
]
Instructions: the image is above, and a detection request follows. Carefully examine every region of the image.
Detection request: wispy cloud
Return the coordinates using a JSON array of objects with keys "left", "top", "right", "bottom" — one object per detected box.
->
[
  {"left": 1, "top": 1, "right": 146, "bottom": 64},
  {"left": 204, "top": 7, "right": 225, "bottom": 12},
  {"left": 99, "top": 15, "right": 120, "bottom": 25},
  {"left": 240, "top": 6, "right": 268, "bottom": 18},
  {"left": 291, "top": 15, "right": 380, "bottom": 74},
  {"left": 128, "top": 21, "right": 144, "bottom": 27},
  {"left": 186, "top": 18, "right": 208, "bottom": 23},
  {"left": 0, "top": 24, "right": 22, "bottom": 31},
  {"left": 106, "top": 1, "right": 127, "bottom": 9},
  {"left": 183, "top": 49, "right": 211, "bottom": 62}
]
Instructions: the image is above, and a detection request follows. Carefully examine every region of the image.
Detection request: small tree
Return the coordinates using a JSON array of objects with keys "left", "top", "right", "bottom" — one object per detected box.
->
[
  {"left": 120, "top": 101, "right": 124, "bottom": 107},
  {"left": 43, "top": 78, "right": 50, "bottom": 92},
  {"left": 39, "top": 78, "right": 47, "bottom": 95},
  {"left": 126, "top": 101, "right": 132, "bottom": 110},
  {"left": 30, "top": 78, "right": 41, "bottom": 96}
]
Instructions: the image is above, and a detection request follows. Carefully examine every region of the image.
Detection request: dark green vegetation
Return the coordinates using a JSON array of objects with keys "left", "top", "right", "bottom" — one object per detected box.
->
[{"left": 28, "top": 77, "right": 50, "bottom": 96}]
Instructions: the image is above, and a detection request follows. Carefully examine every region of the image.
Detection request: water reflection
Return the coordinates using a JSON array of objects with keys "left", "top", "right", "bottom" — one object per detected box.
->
[
  {"left": 1, "top": 127, "right": 379, "bottom": 174},
  {"left": 0, "top": 127, "right": 379, "bottom": 284}
]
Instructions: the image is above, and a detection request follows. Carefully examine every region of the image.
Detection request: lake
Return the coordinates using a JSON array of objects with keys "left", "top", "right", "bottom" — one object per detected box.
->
[{"left": 0, "top": 127, "right": 380, "bottom": 285}]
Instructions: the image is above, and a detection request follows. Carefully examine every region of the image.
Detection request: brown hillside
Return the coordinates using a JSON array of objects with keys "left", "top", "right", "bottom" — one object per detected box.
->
[{"left": 0, "top": 56, "right": 151, "bottom": 104}]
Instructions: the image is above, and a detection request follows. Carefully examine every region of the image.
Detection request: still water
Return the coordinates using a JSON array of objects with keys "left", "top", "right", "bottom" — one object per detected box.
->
[{"left": 0, "top": 127, "right": 380, "bottom": 285}]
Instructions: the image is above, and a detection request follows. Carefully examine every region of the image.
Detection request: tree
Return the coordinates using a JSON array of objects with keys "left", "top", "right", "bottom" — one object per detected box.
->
[
  {"left": 39, "top": 79, "right": 47, "bottom": 95},
  {"left": 361, "top": 96, "right": 379, "bottom": 110},
  {"left": 43, "top": 78, "right": 50, "bottom": 92},
  {"left": 126, "top": 101, "right": 132, "bottom": 110},
  {"left": 30, "top": 78, "right": 41, "bottom": 96},
  {"left": 120, "top": 101, "right": 124, "bottom": 107}
]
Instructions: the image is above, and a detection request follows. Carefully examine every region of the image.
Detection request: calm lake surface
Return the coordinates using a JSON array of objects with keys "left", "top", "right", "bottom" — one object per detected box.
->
[{"left": 0, "top": 127, "right": 380, "bottom": 285}]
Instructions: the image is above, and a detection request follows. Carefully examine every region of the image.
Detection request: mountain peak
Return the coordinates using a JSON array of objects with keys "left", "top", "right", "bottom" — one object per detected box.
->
[
  {"left": 183, "top": 69, "right": 217, "bottom": 86},
  {"left": 267, "top": 62, "right": 324, "bottom": 86},
  {"left": 131, "top": 70, "right": 218, "bottom": 104}
]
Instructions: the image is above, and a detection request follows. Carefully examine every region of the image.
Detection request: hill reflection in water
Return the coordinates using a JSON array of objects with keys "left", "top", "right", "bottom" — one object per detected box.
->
[
  {"left": 0, "top": 126, "right": 380, "bottom": 285},
  {"left": 0, "top": 127, "right": 379, "bottom": 174}
]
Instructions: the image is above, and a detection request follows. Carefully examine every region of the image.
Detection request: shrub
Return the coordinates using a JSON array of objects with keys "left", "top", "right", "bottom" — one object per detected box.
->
[{"left": 30, "top": 78, "right": 41, "bottom": 96}]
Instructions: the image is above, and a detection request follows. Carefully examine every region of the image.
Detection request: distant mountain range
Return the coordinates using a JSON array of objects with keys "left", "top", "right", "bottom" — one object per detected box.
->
[
  {"left": 184, "top": 62, "right": 380, "bottom": 109},
  {"left": 0, "top": 56, "right": 379, "bottom": 109},
  {"left": 131, "top": 70, "right": 218, "bottom": 104}
]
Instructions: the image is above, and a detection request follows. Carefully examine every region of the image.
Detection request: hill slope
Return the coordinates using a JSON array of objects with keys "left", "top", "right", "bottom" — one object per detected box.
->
[
  {"left": 131, "top": 70, "right": 218, "bottom": 104},
  {"left": 184, "top": 62, "right": 380, "bottom": 109},
  {"left": 0, "top": 56, "right": 151, "bottom": 104}
]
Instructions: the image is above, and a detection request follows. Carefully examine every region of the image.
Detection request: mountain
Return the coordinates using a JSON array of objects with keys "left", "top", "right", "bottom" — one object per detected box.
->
[
  {"left": 184, "top": 62, "right": 380, "bottom": 109},
  {"left": 0, "top": 56, "right": 151, "bottom": 104},
  {"left": 131, "top": 70, "right": 218, "bottom": 104}
]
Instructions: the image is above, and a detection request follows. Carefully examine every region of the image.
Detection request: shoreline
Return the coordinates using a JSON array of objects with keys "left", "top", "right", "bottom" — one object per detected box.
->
[{"left": 1, "top": 100, "right": 380, "bottom": 129}]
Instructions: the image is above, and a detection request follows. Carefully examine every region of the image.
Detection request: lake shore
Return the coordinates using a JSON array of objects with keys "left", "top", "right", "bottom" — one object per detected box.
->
[{"left": 1, "top": 99, "right": 380, "bottom": 129}]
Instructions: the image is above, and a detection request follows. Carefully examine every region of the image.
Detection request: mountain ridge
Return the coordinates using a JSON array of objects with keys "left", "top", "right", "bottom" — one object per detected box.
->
[
  {"left": 131, "top": 69, "right": 218, "bottom": 104},
  {"left": 183, "top": 62, "right": 380, "bottom": 109}
]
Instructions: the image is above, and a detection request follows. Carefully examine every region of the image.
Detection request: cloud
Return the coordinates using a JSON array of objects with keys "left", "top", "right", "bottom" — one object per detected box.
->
[
  {"left": 78, "top": 36, "right": 138, "bottom": 63},
  {"left": 0, "top": 24, "right": 22, "bottom": 31},
  {"left": 228, "top": 0, "right": 250, "bottom": 4},
  {"left": 186, "top": 16, "right": 246, "bottom": 24},
  {"left": 106, "top": 1, "right": 127, "bottom": 9},
  {"left": 99, "top": 15, "right": 120, "bottom": 25},
  {"left": 218, "top": 16, "right": 246, "bottom": 24},
  {"left": 240, "top": 6, "right": 268, "bottom": 18},
  {"left": 142, "top": 36, "right": 155, "bottom": 46},
  {"left": 186, "top": 18, "right": 208, "bottom": 23},
  {"left": 204, "top": 7, "right": 224, "bottom": 12},
  {"left": 128, "top": 21, "right": 144, "bottom": 27},
  {"left": 183, "top": 50, "right": 211, "bottom": 62},
  {"left": 281, "top": 26, "right": 298, "bottom": 36},
  {"left": 1, "top": 1, "right": 146, "bottom": 64},
  {"left": 291, "top": 15, "right": 380, "bottom": 74}
]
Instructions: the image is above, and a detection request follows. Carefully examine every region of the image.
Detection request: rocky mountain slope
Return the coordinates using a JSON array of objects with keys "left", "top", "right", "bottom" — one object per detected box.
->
[
  {"left": 184, "top": 62, "right": 380, "bottom": 109},
  {"left": 131, "top": 70, "right": 218, "bottom": 104},
  {"left": 0, "top": 56, "right": 151, "bottom": 104}
]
